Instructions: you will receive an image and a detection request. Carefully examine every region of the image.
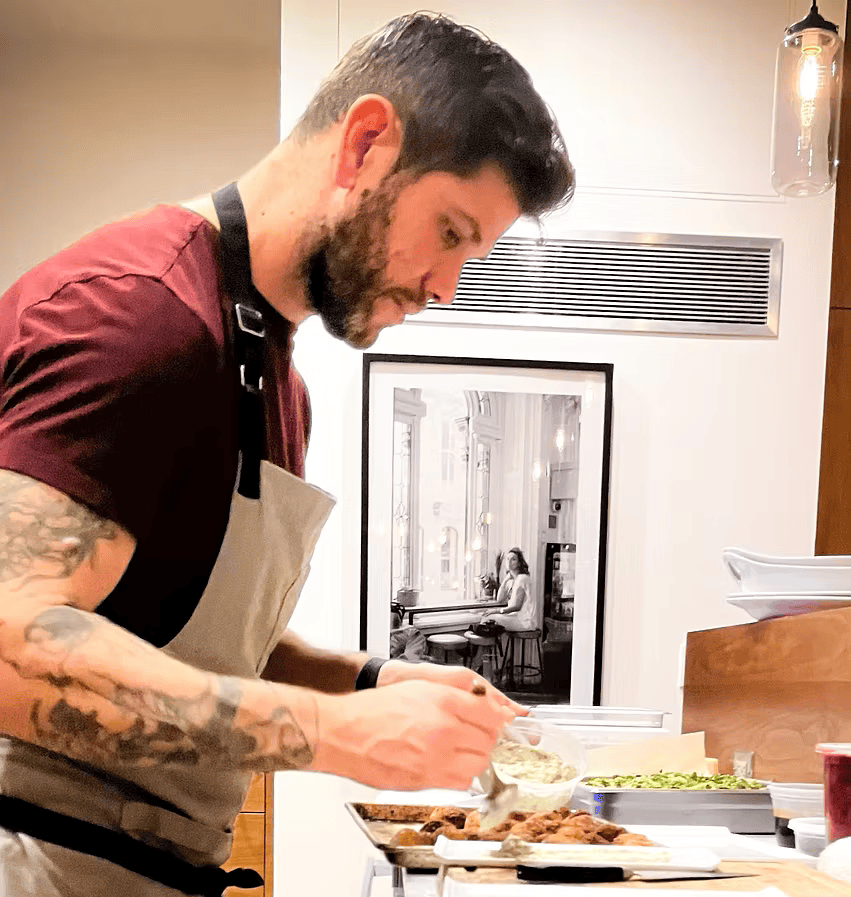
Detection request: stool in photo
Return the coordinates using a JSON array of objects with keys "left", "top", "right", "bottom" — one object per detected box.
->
[
  {"left": 500, "top": 628, "right": 543, "bottom": 689},
  {"left": 463, "top": 630, "right": 504, "bottom": 684},
  {"left": 426, "top": 632, "right": 469, "bottom": 665}
]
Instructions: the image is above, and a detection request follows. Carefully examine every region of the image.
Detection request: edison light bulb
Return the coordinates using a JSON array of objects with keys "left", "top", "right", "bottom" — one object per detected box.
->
[{"left": 771, "top": 5, "right": 843, "bottom": 197}]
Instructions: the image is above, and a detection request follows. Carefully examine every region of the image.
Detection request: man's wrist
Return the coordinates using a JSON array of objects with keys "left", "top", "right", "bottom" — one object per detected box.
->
[{"left": 354, "top": 657, "right": 387, "bottom": 690}]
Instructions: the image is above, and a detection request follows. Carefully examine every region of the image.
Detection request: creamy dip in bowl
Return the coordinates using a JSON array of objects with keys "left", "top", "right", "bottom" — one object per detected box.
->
[{"left": 489, "top": 718, "right": 588, "bottom": 814}]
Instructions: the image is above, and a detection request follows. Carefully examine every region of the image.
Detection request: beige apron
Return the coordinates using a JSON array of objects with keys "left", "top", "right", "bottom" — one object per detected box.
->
[
  {"left": 0, "top": 184, "right": 336, "bottom": 895},
  {"left": 0, "top": 464, "right": 334, "bottom": 895}
]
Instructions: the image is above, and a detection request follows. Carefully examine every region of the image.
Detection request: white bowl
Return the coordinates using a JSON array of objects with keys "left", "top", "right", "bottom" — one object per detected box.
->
[
  {"left": 723, "top": 547, "right": 851, "bottom": 594},
  {"left": 727, "top": 592, "right": 851, "bottom": 621}
]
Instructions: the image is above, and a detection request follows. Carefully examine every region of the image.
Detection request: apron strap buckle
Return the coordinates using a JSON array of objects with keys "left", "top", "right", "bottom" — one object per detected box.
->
[{"left": 235, "top": 303, "right": 266, "bottom": 338}]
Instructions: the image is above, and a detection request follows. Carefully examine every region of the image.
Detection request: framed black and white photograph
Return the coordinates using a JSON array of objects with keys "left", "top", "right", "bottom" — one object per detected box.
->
[{"left": 360, "top": 354, "right": 613, "bottom": 704}]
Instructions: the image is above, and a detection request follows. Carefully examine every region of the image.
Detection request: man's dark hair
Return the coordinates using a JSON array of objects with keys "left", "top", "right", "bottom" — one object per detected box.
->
[{"left": 291, "top": 12, "right": 574, "bottom": 218}]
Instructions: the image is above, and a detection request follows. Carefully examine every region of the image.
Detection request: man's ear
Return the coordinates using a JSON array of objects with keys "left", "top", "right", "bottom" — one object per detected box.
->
[{"left": 334, "top": 95, "right": 402, "bottom": 190}]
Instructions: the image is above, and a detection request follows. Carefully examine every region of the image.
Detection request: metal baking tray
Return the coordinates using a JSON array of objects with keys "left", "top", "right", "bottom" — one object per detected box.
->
[
  {"left": 345, "top": 802, "right": 446, "bottom": 868},
  {"left": 571, "top": 782, "right": 774, "bottom": 834}
]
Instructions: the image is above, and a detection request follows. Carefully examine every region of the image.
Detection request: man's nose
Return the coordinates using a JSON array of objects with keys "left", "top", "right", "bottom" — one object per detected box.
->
[{"left": 426, "top": 262, "right": 466, "bottom": 306}]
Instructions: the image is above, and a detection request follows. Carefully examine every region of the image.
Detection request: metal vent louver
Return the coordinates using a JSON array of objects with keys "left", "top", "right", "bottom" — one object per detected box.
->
[{"left": 423, "top": 232, "right": 782, "bottom": 336}]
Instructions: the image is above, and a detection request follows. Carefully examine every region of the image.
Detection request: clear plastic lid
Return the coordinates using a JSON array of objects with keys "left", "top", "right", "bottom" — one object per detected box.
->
[
  {"left": 529, "top": 705, "right": 668, "bottom": 727},
  {"left": 543, "top": 725, "right": 671, "bottom": 748},
  {"left": 789, "top": 816, "right": 827, "bottom": 835},
  {"left": 816, "top": 743, "right": 851, "bottom": 756}
]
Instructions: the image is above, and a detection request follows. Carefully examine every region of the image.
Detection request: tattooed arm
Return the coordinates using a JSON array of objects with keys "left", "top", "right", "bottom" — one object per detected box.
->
[
  {"left": 0, "top": 470, "right": 513, "bottom": 788},
  {"left": 0, "top": 469, "right": 321, "bottom": 772}
]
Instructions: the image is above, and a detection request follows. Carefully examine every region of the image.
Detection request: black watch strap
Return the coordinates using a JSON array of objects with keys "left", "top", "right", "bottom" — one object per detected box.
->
[{"left": 355, "top": 657, "right": 387, "bottom": 690}]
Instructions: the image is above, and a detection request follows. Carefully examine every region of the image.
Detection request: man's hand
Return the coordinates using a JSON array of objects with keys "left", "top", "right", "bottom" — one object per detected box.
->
[
  {"left": 376, "top": 659, "right": 527, "bottom": 718},
  {"left": 310, "top": 679, "right": 517, "bottom": 790}
]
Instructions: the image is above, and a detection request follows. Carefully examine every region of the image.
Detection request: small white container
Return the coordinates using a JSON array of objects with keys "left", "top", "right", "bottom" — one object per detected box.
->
[
  {"left": 790, "top": 816, "right": 827, "bottom": 856},
  {"left": 768, "top": 782, "right": 824, "bottom": 847},
  {"left": 768, "top": 782, "right": 824, "bottom": 817}
]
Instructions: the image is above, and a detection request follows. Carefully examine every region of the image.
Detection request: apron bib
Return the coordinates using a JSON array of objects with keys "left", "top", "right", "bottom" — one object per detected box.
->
[{"left": 0, "top": 184, "right": 334, "bottom": 895}]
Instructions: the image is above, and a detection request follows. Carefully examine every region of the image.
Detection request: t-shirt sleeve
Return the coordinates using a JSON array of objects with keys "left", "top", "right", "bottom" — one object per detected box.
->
[{"left": 0, "top": 275, "right": 223, "bottom": 539}]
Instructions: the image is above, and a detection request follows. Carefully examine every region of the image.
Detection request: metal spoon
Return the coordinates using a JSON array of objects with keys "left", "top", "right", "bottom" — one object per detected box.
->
[{"left": 478, "top": 760, "right": 520, "bottom": 829}]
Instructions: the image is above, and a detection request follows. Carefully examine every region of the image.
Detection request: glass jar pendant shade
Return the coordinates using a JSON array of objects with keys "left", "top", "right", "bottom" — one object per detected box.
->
[{"left": 771, "top": 2, "right": 843, "bottom": 197}]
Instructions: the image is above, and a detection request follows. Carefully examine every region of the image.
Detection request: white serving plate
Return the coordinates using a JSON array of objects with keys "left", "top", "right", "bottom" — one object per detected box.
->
[
  {"left": 432, "top": 835, "right": 720, "bottom": 871},
  {"left": 723, "top": 547, "right": 851, "bottom": 567},
  {"left": 726, "top": 591, "right": 851, "bottom": 621},
  {"left": 723, "top": 547, "right": 851, "bottom": 593}
]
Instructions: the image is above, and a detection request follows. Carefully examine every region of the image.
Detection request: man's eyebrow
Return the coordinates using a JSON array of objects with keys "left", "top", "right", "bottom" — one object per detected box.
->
[{"left": 453, "top": 208, "right": 481, "bottom": 244}]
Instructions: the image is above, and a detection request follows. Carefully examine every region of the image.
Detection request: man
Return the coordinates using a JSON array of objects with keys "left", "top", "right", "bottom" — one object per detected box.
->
[{"left": 0, "top": 12, "right": 574, "bottom": 896}]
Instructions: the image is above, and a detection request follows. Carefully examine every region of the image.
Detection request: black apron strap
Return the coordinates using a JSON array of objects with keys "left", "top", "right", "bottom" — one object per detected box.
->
[
  {"left": 212, "top": 182, "right": 266, "bottom": 500},
  {"left": 0, "top": 795, "right": 262, "bottom": 897}
]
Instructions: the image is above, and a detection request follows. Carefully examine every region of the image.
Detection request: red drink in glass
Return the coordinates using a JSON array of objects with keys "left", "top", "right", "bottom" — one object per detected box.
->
[{"left": 816, "top": 743, "right": 851, "bottom": 843}]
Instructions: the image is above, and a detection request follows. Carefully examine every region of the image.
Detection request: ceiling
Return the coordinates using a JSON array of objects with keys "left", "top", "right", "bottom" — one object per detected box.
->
[{"left": 0, "top": 0, "right": 281, "bottom": 48}]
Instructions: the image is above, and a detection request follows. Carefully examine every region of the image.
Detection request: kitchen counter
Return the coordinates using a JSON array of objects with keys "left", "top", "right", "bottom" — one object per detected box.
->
[
  {"left": 365, "top": 851, "right": 843, "bottom": 897},
  {"left": 358, "top": 794, "right": 842, "bottom": 897}
]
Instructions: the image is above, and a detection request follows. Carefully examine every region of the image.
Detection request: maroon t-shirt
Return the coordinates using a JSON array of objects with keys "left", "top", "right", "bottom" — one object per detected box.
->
[{"left": 0, "top": 205, "right": 310, "bottom": 645}]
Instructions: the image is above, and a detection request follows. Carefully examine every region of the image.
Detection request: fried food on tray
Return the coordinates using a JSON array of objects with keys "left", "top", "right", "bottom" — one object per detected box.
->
[
  {"left": 385, "top": 805, "right": 655, "bottom": 848},
  {"left": 613, "top": 832, "right": 656, "bottom": 846},
  {"left": 388, "top": 828, "right": 434, "bottom": 847},
  {"left": 427, "top": 806, "right": 470, "bottom": 827},
  {"left": 355, "top": 803, "right": 434, "bottom": 823}
]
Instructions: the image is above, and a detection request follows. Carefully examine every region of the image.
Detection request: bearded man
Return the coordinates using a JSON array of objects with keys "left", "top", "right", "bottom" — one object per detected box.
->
[{"left": 0, "top": 12, "right": 573, "bottom": 896}]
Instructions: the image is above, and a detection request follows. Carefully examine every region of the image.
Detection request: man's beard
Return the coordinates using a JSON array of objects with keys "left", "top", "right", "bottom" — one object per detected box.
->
[{"left": 303, "top": 172, "right": 425, "bottom": 349}]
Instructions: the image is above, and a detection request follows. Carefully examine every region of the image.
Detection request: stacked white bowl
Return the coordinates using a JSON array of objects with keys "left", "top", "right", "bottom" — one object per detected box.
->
[{"left": 723, "top": 546, "right": 851, "bottom": 621}]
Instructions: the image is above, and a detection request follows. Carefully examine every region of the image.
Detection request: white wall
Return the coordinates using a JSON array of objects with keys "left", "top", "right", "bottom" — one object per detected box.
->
[
  {"left": 283, "top": 0, "right": 842, "bottom": 722},
  {"left": 277, "top": 2, "right": 843, "bottom": 893},
  {"left": 0, "top": 32, "right": 280, "bottom": 290}
]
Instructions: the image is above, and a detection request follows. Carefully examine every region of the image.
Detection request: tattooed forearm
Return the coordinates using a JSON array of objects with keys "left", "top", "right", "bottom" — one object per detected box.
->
[
  {"left": 0, "top": 470, "right": 119, "bottom": 587},
  {"left": 11, "top": 605, "right": 314, "bottom": 772}
]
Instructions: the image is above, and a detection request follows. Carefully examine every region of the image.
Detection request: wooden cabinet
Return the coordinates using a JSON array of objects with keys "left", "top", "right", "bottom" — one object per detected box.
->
[
  {"left": 682, "top": 606, "right": 851, "bottom": 782},
  {"left": 222, "top": 773, "right": 274, "bottom": 897},
  {"left": 816, "top": 2, "right": 851, "bottom": 552}
]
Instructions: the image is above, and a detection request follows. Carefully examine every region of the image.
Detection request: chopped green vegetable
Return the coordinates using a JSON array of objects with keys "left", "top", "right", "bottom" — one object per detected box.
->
[{"left": 584, "top": 772, "right": 766, "bottom": 791}]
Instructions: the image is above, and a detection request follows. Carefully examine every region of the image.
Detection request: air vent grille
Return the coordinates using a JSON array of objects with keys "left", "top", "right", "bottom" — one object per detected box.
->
[{"left": 422, "top": 233, "right": 782, "bottom": 336}]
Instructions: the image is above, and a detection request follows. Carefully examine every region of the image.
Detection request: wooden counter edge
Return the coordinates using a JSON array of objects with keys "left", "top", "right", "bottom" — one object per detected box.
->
[{"left": 443, "top": 859, "right": 850, "bottom": 893}]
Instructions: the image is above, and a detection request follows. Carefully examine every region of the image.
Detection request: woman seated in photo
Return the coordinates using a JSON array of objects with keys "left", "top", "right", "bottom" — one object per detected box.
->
[{"left": 480, "top": 547, "right": 536, "bottom": 632}]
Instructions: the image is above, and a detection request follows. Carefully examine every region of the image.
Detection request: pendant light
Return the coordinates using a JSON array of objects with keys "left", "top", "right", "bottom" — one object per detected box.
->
[{"left": 770, "top": 2, "right": 843, "bottom": 197}]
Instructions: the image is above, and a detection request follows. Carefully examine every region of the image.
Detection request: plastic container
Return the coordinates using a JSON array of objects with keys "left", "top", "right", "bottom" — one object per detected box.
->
[
  {"left": 789, "top": 816, "right": 827, "bottom": 856},
  {"left": 490, "top": 718, "right": 588, "bottom": 814},
  {"left": 817, "top": 743, "right": 851, "bottom": 843},
  {"left": 538, "top": 724, "right": 671, "bottom": 751},
  {"left": 529, "top": 705, "right": 668, "bottom": 728},
  {"left": 767, "top": 782, "right": 825, "bottom": 847}
]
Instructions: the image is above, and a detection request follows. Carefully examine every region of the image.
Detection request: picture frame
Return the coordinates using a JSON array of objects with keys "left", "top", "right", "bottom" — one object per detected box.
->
[{"left": 361, "top": 354, "right": 613, "bottom": 704}]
